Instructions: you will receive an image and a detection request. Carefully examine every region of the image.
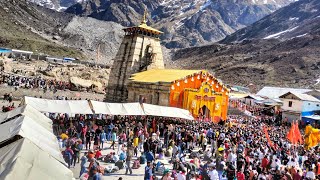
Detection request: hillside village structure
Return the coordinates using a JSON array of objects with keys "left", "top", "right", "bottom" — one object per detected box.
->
[{"left": 106, "top": 11, "right": 229, "bottom": 121}]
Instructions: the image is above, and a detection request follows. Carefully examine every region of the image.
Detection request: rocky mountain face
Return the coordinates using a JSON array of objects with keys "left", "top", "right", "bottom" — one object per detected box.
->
[
  {"left": 0, "top": 0, "right": 123, "bottom": 64},
  {"left": 170, "top": 0, "right": 320, "bottom": 89},
  {"left": 65, "top": 0, "right": 296, "bottom": 48},
  {"left": 28, "top": 0, "right": 87, "bottom": 11},
  {"left": 171, "top": 35, "right": 320, "bottom": 89},
  {"left": 221, "top": 0, "right": 320, "bottom": 43}
]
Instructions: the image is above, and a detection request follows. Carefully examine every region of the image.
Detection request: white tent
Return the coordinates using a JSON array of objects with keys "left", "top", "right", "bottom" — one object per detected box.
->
[
  {"left": 142, "top": 103, "right": 194, "bottom": 120},
  {"left": 90, "top": 101, "right": 145, "bottom": 115},
  {"left": 0, "top": 138, "right": 74, "bottom": 180},
  {"left": 23, "top": 96, "right": 93, "bottom": 114},
  {"left": 0, "top": 116, "right": 64, "bottom": 163},
  {"left": 90, "top": 101, "right": 194, "bottom": 120},
  {"left": 0, "top": 105, "right": 52, "bottom": 132}
]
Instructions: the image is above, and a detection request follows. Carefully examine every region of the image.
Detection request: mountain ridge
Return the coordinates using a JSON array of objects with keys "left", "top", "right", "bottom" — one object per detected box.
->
[
  {"left": 221, "top": 0, "right": 320, "bottom": 43},
  {"left": 65, "top": 0, "right": 296, "bottom": 48}
]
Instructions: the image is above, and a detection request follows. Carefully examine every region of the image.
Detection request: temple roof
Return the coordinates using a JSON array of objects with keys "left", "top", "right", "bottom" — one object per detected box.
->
[
  {"left": 123, "top": 8, "right": 163, "bottom": 34},
  {"left": 124, "top": 23, "right": 163, "bottom": 34},
  {"left": 130, "top": 69, "right": 206, "bottom": 83}
]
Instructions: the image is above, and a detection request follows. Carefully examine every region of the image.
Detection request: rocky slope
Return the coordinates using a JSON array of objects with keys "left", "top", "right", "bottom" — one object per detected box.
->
[
  {"left": 170, "top": 0, "right": 320, "bottom": 88},
  {"left": 171, "top": 35, "right": 320, "bottom": 89},
  {"left": 221, "top": 0, "right": 320, "bottom": 43},
  {"left": 0, "top": 0, "right": 124, "bottom": 64},
  {"left": 65, "top": 0, "right": 296, "bottom": 48}
]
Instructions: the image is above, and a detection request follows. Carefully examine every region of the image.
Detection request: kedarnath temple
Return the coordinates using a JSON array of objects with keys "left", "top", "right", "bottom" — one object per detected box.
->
[{"left": 106, "top": 11, "right": 229, "bottom": 122}]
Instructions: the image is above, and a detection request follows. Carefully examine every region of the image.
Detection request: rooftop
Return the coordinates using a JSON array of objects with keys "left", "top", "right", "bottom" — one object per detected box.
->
[
  {"left": 279, "top": 91, "right": 320, "bottom": 102},
  {"left": 130, "top": 69, "right": 205, "bottom": 83},
  {"left": 257, "top": 86, "right": 312, "bottom": 98}
]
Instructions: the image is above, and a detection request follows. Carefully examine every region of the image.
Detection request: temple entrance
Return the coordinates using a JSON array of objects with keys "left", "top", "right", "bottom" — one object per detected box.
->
[{"left": 199, "top": 105, "right": 211, "bottom": 119}]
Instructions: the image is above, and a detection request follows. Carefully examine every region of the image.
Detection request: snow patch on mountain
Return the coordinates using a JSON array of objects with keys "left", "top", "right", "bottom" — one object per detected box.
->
[
  {"left": 296, "top": 33, "right": 308, "bottom": 38},
  {"left": 263, "top": 26, "right": 299, "bottom": 39},
  {"left": 200, "top": 0, "right": 212, "bottom": 11},
  {"left": 289, "top": 17, "right": 299, "bottom": 21}
]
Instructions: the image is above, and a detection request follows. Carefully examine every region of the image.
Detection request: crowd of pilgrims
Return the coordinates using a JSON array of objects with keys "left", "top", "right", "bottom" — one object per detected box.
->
[
  {"left": 0, "top": 73, "right": 71, "bottom": 92},
  {"left": 52, "top": 112, "right": 320, "bottom": 180}
]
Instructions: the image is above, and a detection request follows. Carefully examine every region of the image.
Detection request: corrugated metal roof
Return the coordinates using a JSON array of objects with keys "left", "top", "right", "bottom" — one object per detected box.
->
[
  {"left": 280, "top": 91, "right": 320, "bottom": 102},
  {"left": 257, "top": 86, "right": 311, "bottom": 98},
  {"left": 244, "top": 94, "right": 265, "bottom": 101}
]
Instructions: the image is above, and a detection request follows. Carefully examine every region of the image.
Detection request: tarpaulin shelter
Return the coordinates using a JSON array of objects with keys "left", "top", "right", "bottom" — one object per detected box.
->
[
  {"left": 22, "top": 96, "right": 93, "bottom": 114},
  {"left": 142, "top": 103, "right": 194, "bottom": 120},
  {"left": 0, "top": 105, "right": 52, "bottom": 132},
  {"left": 302, "top": 115, "right": 320, "bottom": 125},
  {"left": 90, "top": 101, "right": 145, "bottom": 115},
  {"left": 0, "top": 116, "right": 64, "bottom": 163},
  {"left": 0, "top": 138, "right": 74, "bottom": 180},
  {"left": 90, "top": 101, "right": 194, "bottom": 120}
]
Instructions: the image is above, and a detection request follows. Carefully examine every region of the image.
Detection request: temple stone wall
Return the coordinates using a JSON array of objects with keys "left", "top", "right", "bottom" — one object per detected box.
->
[
  {"left": 127, "top": 83, "right": 170, "bottom": 106},
  {"left": 106, "top": 34, "right": 164, "bottom": 102}
]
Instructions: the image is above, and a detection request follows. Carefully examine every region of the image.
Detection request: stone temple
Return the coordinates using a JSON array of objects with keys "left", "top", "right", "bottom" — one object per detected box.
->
[
  {"left": 105, "top": 11, "right": 164, "bottom": 102},
  {"left": 106, "top": 11, "right": 229, "bottom": 122}
]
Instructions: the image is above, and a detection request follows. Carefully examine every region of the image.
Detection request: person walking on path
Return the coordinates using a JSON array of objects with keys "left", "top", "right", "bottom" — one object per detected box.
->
[
  {"left": 144, "top": 161, "right": 153, "bottom": 180},
  {"left": 110, "top": 130, "right": 117, "bottom": 150},
  {"left": 125, "top": 144, "right": 134, "bottom": 175},
  {"left": 80, "top": 152, "right": 88, "bottom": 177},
  {"left": 64, "top": 146, "right": 74, "bottom": 168}
]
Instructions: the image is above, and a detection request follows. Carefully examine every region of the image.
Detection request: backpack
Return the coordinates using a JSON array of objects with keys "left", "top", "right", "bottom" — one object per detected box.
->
[
  {"left": 140, "top": 155, "right": 146, "bottom": 164},
  {"left": 115, "top": 160, "right": 124, "bottom": 169}
]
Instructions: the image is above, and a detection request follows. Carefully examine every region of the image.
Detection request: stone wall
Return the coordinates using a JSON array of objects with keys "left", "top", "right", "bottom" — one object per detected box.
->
[
  {"left": 106, "top": 33, "right": 164, "bottom": 102},
  {"left": 127, "top": 82, "right": 170, "bottom": 106}
]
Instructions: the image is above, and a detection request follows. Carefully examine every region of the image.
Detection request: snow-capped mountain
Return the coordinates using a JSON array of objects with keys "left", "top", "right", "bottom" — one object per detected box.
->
[
  {"left": 221, "top": 0, "right": 320, "bottom": 43},
  {"left": 28, "top": 0, "right": 87, "bottom": 11},
  {"left": 65, "top": 0, "right": 296, "bottom": 48}
]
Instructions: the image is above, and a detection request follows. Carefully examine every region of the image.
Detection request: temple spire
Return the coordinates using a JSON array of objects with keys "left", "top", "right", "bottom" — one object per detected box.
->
[{"left": 141, "top": 7, "right": 147, "bottom": 25}]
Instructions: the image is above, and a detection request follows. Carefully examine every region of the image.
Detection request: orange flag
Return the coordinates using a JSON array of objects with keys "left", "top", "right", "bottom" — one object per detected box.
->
[
  {"left": 263, "top": 125, "right": 274, "bottom": 148},
  {"left": 287, "top": 121, "right": 302, "bottom": 145},
  {"left": 287, "top": 122, "right": 296, "bottom": 144}
]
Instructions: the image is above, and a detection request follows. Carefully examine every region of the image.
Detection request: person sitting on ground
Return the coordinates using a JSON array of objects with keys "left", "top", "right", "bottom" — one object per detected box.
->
[
  {"left": 158, "top": 150, "right": 165, "bottom": 160},
  {"left": 146, "top": 151, "right": 154, "bottom": 162},
  {"left": 165, "top": 146, "right": 173, "bottom": 157},
  {"left": 113, "top": 152, "right": 119, "bottom": 163},
  {"left": 119, "top": 151, "right": 126, "bottom": 161},
  {"left": 92, "top": 167, "right": 102, "bottom": 180},
  {"left": 95, "top": 148, "right": 102, "bottom": 160}
]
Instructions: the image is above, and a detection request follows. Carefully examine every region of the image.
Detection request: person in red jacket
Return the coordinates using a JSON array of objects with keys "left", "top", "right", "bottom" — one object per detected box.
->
[
  {"left": 236, "top": 170, "right": 245, "bottom": 180},
  {"left": 261, "top": 155, "right": 269, "bottom": 171}
]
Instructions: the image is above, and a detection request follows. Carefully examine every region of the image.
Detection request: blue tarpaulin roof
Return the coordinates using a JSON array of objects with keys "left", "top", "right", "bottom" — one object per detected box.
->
[
  {"left": 0, "top": 48, "right": 11, "bottom": 53},
  {"left": 63, "top": 57, "right": 75, "bottom": 61}
]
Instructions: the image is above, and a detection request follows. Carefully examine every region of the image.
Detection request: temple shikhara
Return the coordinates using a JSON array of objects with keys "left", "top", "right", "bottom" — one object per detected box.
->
[{"left": 106, "top": 10, "right": 229, "bottom": 122}]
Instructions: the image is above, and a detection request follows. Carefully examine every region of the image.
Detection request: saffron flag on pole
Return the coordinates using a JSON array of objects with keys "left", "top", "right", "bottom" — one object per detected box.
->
[
  {"left": 287, "top": 121, "right": 302, "bottom": 145},
  {"left": 287, "top": 122, "right": 295, "bottom": 144},
  {"left": 263, "top": 125, "right": 274, "bottom": 149}
]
